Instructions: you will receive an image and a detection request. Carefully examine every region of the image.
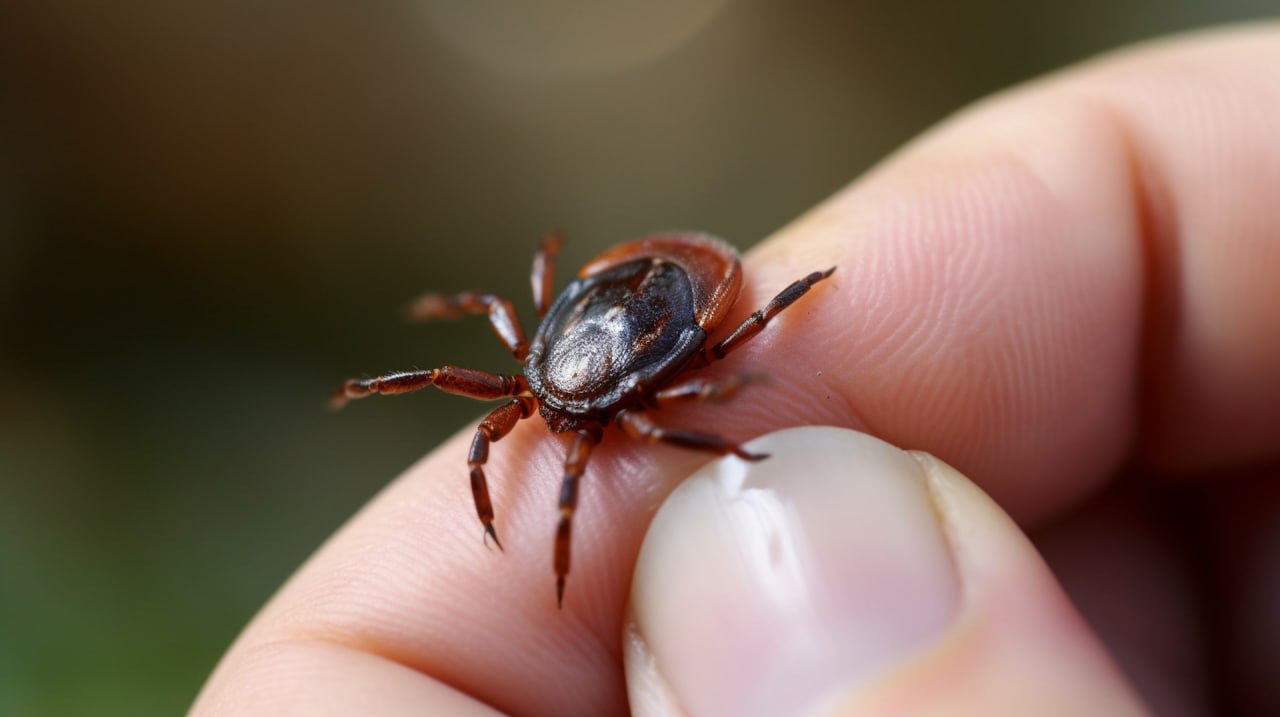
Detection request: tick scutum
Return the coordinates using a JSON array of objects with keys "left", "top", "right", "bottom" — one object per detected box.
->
[{"left": 524, "top": 259, "right": 706, "bottom": 430}]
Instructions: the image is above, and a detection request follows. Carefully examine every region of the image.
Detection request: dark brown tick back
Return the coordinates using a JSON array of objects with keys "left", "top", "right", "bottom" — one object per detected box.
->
[{"left": 332, "top": 232, "right": 835, "bottom": 606}]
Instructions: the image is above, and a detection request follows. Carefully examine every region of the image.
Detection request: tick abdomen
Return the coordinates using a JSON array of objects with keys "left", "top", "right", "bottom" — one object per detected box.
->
[{"left": 525, "top": 259, "right": 705, "bottom": 421}]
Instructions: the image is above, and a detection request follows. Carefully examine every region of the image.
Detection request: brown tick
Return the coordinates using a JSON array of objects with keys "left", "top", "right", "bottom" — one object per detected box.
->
[{"left": 332, "top": 232, "right": 835, "bottom": 606}]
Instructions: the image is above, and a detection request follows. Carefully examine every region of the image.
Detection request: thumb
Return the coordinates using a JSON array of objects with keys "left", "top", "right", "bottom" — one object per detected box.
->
[{"left": 625, "top": 426, "right": 1148, "bottom": 717}]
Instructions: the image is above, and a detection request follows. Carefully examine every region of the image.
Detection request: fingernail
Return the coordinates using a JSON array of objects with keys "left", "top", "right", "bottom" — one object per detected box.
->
[{"left": 627, "top": 426, "right": 960, "bottom": 717}]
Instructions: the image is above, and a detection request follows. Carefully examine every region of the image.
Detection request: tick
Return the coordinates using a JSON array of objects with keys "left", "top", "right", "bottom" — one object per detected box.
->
[{"left": 331, "top": 232, "right": 835, "bottom": 606}]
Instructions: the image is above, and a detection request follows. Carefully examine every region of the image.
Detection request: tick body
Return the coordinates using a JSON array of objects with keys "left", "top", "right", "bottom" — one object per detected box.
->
[{"left": 332, "top": 232, "right": 834, "bottom": 606}]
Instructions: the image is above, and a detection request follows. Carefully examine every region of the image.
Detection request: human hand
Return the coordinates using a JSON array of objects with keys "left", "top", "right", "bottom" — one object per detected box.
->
[{"left": 192, "top": 25, "right": 1280, "bottom": 716}]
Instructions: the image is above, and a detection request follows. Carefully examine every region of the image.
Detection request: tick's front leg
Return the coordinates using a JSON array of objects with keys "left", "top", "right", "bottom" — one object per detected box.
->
[
  {"left": 330, "top": 367, "right": 528, "bottom": 409},
  {"left": 697, "top": 266, "right": 836, "bottom": 366},
  {"left": 530, "top": 231, "right": 564, "bottom": 318},
  {"left": 405, "top": 292, "right": 531, "bottom": 361}
]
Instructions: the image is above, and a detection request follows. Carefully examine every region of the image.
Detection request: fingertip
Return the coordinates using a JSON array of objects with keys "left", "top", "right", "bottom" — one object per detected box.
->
[
  {"left": 628, "top": 427, "right": 1148, "bottom": 717},
  {"left": 628, "top": 427, "right": 959, "bottom": 716},
  {"left": 830, "top": 451, "right": 1149, "bottom": 716}
]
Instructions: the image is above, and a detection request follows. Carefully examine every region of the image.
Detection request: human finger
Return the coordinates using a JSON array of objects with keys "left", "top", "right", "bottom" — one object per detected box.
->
[
  {"left": 626, "top": 427, "right": 1150, "bottom": 716},
  {"left": 194, "top": 25, "right": 1280, "bottom": 716},
  {"left": 717, "top": 23, "right": 1280, "bottom": 523}
]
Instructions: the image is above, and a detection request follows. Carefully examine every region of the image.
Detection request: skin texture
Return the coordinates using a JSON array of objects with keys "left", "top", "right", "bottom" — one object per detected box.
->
[{"left": 192, "top": 25, "right": 1280, "bottom": 717}]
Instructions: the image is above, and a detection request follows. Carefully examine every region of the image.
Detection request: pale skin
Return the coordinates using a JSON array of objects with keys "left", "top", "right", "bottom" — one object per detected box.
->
[{"left": 193, "top": 25, "right": 1280, "bottom": 716}]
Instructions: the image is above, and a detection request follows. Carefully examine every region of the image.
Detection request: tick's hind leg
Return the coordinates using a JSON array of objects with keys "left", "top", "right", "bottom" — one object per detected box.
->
[
  {"left": 554, "top": 427, "right": 601, "bottom": 608},
  {"left": 469, "top": 396, "right": 537, "bottom": 550},
  {"left": 698, "top": 266, "right": 836, "bottom": 366},
  {"left": 330, "top": 366, "right": 527, "bottom": 409},
  {"left": 616, "top": 409, "right": 767, "bottom": 461}
]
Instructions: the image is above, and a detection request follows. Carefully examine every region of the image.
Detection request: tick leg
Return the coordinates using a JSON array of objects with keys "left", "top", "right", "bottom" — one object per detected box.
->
[
  {"left": 330, "top": 367, "right": 528, "bottom": 409},
  {"left": 616, "top": 409, "right": 768, "bottom": 461},
  {"left": 647, "top": 372, "right": 766, "bottom": 408},
  {"left": 698, "top": 267, "right": 836, "bottom": 366},
  {"left": 406, "top": 292, "right": 530, "bottom": 361},
  {"left": 468, "top": 396, "right": 537, "bottom": 550},
  {"left": 530, "top": 231, "right": 564, "bottom": 318},
  {"left": 554, "top": 427, "right": 601, "bottom": 608}
]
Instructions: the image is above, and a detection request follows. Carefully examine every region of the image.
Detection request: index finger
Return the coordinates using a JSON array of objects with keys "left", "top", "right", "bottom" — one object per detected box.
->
[{"left": 193, "top": 25, "right": 1280, "bottom": 717}]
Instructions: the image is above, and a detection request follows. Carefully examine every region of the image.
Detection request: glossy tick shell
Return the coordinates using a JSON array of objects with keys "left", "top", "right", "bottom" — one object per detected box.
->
[
  {"left": 332, "top": 231, "right": 834, "bottom": 606},
  {"left": 524, "top": 234, "right": 742, "bottom": 431}
]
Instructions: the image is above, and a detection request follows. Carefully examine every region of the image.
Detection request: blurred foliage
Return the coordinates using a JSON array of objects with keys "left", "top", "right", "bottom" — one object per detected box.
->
[{"left": 0, "top": 0, "right": 1273, "bottom": 714}]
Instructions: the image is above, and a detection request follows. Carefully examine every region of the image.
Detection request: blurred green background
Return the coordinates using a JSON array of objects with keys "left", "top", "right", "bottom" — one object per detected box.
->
[{"left": 0, "top": 1, "right": 1273, "bottom": 714}]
